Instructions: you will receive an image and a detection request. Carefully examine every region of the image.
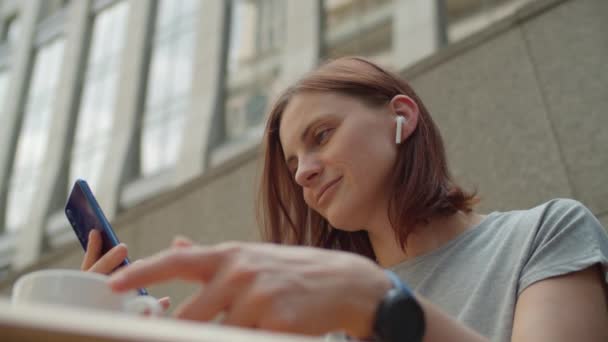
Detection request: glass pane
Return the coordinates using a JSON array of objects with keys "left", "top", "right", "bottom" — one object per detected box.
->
[
  {"left": 141, "top": 107, "right": 186, "bottom": 177},
  {"left": 6, "top": 169, "right": 39, "bottom": 231},
  {"left": 172, "top": 30, "right": 195, "bottom": 98},
  {"left": 228, "top": 0, "right": 258, "bottom": 74},
  {"left": 70, "top": 1, "right": 130, "bottom": 190},
  {"left": 140, "top": 121, "right": 164, "bottom": 176},
  {"left": 75, "top": 82, "right": 97, "bottom": 144},
  {"left": 224, "top": 0, "right": 284, "bottom": 142},
  {"left": 109, "top": 1, "right": 129, "bottom": 53},
  {"left": 141, "top": 0, "right": 200, "bottom": 176},
  {"left": 163, "top": 115, "right": 185, "bottom": 168},
  {"left": 6, "top": 39, "right": 65, "bottom": 232},
  {"left": 156, "top": 0, "right": 179, "bottom": 31},
  {"left": 179, "top": 0, "right": 200, "bottom": 18},
  {"left": 146, "top": 41, "right": 171, "bottom": 110}
]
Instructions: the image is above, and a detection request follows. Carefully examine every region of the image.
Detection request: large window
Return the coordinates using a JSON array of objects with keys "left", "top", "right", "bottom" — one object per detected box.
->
[
  {"left": 140, "top": 0, "right": 200, "bottom": 177},
  {"left": 446, "top": 0, "right": 535, "bottom": 42},
  {"left": 69, "top": 1, "right": 129, "bottom": 191},
  {"left": 5, "top": 38, "right": 65, "bottom": 232},
  {"left": 323, "top": 0, "right": 394, "bottom": 66},
  {"left": 223, "top": 0, "right": 285, "bottom": 143}
]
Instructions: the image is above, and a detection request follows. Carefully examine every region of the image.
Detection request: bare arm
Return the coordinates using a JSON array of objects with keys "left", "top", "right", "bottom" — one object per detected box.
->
[
  {"left": 108, "top": 241, "right": 491, "bottom": 340},
  {"left": 414, "top": 296, "right": 488, "bottom": 342},
  {"left": 512, "top": 265, "right": 608, "bottom": 342},
  {"left": 107, "top": 242, "right": 607, "bottom": 341}
]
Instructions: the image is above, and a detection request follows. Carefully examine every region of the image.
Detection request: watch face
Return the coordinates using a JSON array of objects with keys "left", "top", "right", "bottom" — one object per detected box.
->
[
  {"left": 375, "top": 288, "right": 426, "bottom": 342},
  {"left": 392, "top": 294, "right": 425, "bottom": 341}
]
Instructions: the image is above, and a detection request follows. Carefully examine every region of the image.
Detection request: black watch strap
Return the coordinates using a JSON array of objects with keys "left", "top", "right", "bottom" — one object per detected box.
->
[{"left": 373, "top": 271, "right": 425, "bottom": 342}]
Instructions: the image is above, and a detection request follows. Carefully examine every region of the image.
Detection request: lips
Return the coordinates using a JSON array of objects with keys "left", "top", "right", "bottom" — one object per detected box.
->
[{"left": 316, "top": 176, "right": 343, "bottom": 206}]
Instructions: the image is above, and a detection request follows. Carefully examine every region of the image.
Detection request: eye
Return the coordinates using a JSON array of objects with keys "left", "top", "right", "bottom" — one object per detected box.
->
[{"left": 314, "top": 127, "right": 334, "bottom": 145}]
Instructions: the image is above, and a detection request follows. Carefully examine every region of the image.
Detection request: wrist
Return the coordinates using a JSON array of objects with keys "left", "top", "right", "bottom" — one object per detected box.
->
[{"left": 343, "top": 268, "right": 393, "bottom": 338}]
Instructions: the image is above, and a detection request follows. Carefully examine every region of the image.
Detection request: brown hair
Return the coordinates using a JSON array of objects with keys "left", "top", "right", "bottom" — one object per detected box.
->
[{"left": 257, "top": 57, "right": 478, "bottom": 260}]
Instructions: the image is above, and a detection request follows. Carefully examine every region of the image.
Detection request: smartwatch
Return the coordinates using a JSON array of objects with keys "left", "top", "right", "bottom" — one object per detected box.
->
[{"left": 373, "top": 270, "right": 425, "bottom": 342}]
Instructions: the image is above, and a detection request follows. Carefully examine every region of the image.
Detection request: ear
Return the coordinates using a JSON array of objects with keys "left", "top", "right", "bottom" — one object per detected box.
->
[{"left": 389, "top": 95, "right": 419, "bottom": 142}]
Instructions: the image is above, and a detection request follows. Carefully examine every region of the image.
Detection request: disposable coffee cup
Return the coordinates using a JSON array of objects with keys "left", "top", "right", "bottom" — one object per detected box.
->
[{"left": 11, "top": 269, "right": 161, "bottom": 316}]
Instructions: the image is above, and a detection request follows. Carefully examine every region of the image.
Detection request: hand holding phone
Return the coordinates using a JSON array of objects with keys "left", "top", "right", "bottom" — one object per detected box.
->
[
  {"left": 65, "top": 179, "right": 148, "bottom": 295},
  {"left": 80, "top": 229, "right": 127, "bottom": 273}
]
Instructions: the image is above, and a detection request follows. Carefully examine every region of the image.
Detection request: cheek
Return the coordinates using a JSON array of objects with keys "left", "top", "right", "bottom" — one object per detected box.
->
[
  {"left": 335, "top": 136, "right": 396, "bottom": 203},
  {"left": 303, "top": 189, "right": 315, "bottom": 208},
  {"left": 337, "top": 135, "right": 394, "bottom": 178}
]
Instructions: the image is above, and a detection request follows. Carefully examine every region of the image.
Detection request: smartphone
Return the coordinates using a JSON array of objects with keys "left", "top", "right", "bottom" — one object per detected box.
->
[{"left": 65, "top": 179, "right": 148, "bottom": 296}]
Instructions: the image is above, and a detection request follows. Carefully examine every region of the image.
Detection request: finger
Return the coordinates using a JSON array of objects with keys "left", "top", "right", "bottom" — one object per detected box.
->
[
  {"left": 81, "top": 230, "right": 103, "bottom": 271},
  {"left": 171, "top": 235, "right": 194, "bottom": 249},
  {"left": 221, "top": 289, "right": 261, "bottom": 328},
  {"left": 108, "top": 246, "right": 227, "bottom": 291},
  {"left": 173, "top": 269, "right": 242, "bottom": 322},
  {"left": 88, "top": 243, "right": 128, "bottom": 274},
  {"left": 158, "top": 296, "right": 171, "bottom": 312}
]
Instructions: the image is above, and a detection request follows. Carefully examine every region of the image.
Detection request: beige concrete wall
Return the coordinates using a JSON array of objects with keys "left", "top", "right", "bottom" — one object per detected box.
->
[
  {"left": 2, "top": 0, "right": 606, "bottom": 303},
  {"left": 409, "top": 0, "right": 607, "bottom": 216}
]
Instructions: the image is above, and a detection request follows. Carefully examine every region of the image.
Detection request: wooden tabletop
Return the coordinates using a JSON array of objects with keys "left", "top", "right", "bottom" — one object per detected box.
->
[{"left": 0, "top": 298, "right": 329, "bottom": 342}]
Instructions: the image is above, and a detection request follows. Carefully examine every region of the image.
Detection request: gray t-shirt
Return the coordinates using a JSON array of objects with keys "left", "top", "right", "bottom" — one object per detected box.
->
[{"left": 390, "top": 198, "right": 608, "bottom": 342}]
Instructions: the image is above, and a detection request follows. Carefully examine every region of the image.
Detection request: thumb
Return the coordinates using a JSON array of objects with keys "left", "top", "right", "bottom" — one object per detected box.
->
[
  {"left": 172, "top": 235, "right": 194, "bottom": 249},
  {"left": 158, "top": 296, "right": 171, "bottom": 312}
]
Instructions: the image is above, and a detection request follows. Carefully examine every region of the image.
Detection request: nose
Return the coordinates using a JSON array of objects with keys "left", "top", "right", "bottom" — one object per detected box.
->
[{"left": 294, "top": 154, "right": 322, "bottom": 187}]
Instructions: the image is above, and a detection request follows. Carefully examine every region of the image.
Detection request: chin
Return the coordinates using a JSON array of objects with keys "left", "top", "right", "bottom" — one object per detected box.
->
[
  {"left": 324, "top": 209, "right": 362, "bottom": 232},
  {"left": 317, "top": 196, "right": 365, "bottom": 231}
]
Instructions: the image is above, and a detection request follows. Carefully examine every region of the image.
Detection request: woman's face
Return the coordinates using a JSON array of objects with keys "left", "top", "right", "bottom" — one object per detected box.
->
[{"left": 279, "top": 92, "right": 402, "bottom": 231}]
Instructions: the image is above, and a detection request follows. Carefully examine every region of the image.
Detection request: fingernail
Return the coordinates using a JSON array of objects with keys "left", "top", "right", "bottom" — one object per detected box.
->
[
  {"left": 172, "top": 235, "right": 186, "bottom": 243},
  {"left": 161, "top": 297, "right": 171, "bottom": 308}
]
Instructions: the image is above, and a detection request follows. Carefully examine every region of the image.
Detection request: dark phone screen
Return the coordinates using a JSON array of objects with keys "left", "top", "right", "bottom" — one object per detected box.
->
[
  {"left": 65, "top": 180, "right": 148, "bottom": 296},
  {"left": 65, "top": 181, "right": 121, "bottom": 257}
]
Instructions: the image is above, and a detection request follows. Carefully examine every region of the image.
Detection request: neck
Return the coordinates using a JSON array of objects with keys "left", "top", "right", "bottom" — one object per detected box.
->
[{"left": 367, "top": 211, "right": 485, "bottom": 268}]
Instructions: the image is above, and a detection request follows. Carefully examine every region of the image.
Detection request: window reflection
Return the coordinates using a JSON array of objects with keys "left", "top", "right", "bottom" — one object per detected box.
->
[
  {"left": 69, "top": 1, "right": 129, "bottom": 192},
  {"left": 224, "top": 0, "right": 285, "bottom": 142},
  {"left": 5, "top": 38, "right": 65, "bottom": 232},
  {"left": 140, "top": 0, "right": 200, "bottom": 177}
]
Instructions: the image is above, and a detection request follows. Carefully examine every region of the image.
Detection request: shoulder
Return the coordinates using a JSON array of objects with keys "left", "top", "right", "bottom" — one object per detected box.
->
[
  {"left": 494, "top": 198, "right": 601, "bottom": 233},
  {"left": 513, "top": 198, "right": 608, "bottom": 294},
  {"left": 481, "top": 198, "right": 606, "bottom": 252},
  {"left": 522, "top": 198, "right": 587, "bottom": 218},
  {"left": 479, "top": 198, "right": 587, "bottom": 230},
  {"left": 532, "top": 198, "right": 603, "bottom": 235},
  {"left": 537, "top": 197, "right": 590, "bottom": 216}
]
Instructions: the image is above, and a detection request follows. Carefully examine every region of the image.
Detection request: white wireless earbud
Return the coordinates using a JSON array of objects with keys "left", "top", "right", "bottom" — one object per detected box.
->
[{"left": 395, "top": 116, "right": 407, "bottom": 144}]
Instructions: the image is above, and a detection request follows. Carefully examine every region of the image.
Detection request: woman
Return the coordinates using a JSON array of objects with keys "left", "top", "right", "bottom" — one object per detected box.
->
[{"left": 84, "top": 57, "right": 608, "bottom": 341}]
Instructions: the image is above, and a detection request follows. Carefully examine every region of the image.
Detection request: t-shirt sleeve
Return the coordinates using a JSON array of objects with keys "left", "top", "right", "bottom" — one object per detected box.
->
[{"left": 518, "top": 198, "right": 608, "bottom": 294}]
